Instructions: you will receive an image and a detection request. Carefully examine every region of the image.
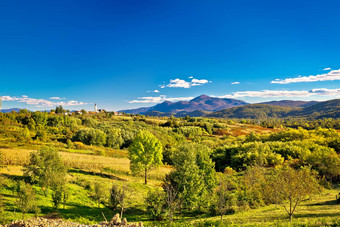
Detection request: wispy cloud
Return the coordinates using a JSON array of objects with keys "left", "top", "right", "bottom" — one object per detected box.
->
[
  {"left": 323, "top": 68, "right": 331, "bottom": 71},
  {"left": 271, "top": 69, "right": 340, "bottom": 84},
  {"left": 164, "top": 78, "right": 211, "bottom": 88},
  {"left": 1, "top": 95, "right": 88, "bottom": 108},
  {"left": 231, "top": 82, "right": 240, "bottom": 85},
  {"left": 218, "top": 88, "right": 340, "bottom": 99},
  {"left": 50, "top": 97, "right": 62, "bottom": 100},
  {"left": 147, "top": 90, "right": 160, "bottom": 93},
  {"left": 128, "top": 95, "right": 194, "bottom": 104}
]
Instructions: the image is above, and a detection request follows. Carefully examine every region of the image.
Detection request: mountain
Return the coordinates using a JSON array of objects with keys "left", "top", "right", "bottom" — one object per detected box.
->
[
  {"left": 259, "top": 100, "right": 318, "bottom": 107},
  {"left": 207, "top": 104, "right": 295, "bottom": 119},
  {"left": 120, "top": 95, "right": 249, "bottom": 115},
  {"left": 0, "top": 108, "right": 21, "bottom": 113},
  {"left": 297, "top": 99, "right": 340, "bottom": 119},
  {"left": 208, "top": 99, "right": 340, "bottom": 120}
]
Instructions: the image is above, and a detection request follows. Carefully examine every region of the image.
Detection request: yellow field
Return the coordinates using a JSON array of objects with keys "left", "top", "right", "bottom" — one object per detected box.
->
[{"left": 0, "top": 148, "right": 171, "bottom": 185}]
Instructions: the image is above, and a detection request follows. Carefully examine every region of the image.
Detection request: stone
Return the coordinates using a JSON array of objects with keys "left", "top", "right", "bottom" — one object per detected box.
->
[
  {"left": 121, "top": 218, "right": 127, "bottom": 225},
  {"left": 110, "top": 213, "right": 121, "bottom": 225}
]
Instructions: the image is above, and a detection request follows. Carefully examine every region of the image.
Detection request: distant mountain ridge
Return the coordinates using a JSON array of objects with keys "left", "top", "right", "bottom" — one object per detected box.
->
[
  {"left": 259, "top": 100, "right": 318, "bottom": 107},
  {"left": 0, "top": 108, "right": 21, "bottom": 113},
  {"left": 120, "top": 95, "right": 340, "bottom": 119},
  {"left": 120, "top": 95, "right": 248, "bottom": 114},
  {"left": 208, "top": 99, "right": 340, "bottom": 120}
]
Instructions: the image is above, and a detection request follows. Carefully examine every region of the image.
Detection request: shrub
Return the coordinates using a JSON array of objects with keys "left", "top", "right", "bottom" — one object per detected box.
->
[{"left": 146, "top": 189, "right": 166, "bottom": 220}]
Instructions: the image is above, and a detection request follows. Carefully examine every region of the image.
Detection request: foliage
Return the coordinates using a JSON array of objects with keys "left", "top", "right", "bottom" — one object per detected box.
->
[
  {"left": 109, "top": 184, "right": 128, "bottom": 218},
  {"left": 266, "top": 165, "right": 320, "bottom": 221},
  {"left": 15, "top": 181, "right": 40, "bottom": 219},
  {"left": 24, "top": 147, "right": 67, "bottom": 194},
  {"left": 128, "top": 130, "right": 163, "bottom": 184},
  {"left": 146, "top": 188, "right": 166, "bottom": 220},
  {"left": 73, "top": 128, "right": 107, "bottom": 146},
  {"left": 168, "top": 143, "right": 217, "bottom": 211},
  {"left": 92, "top": 182, "right": 107, "bottom": 208}
]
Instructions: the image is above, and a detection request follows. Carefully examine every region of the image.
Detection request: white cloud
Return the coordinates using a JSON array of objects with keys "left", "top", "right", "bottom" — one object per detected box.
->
[
  {"left": 323, "top": 68, "right": 331, "bottom": 71},
  {"left": 50, "top": 97, "right": 62, "bottom": 100},
  {"left": 188, "top": 76, "right": 193, "bottom": 79},
  {"left": 231, "top": 82, "right": 240, "bottom": 85},
  {"left": 191, "top": 79, "right": 209, "bottom": 86},
  {"left": 147, "top": 90, "right": 160, "bottom": 93},
  {"left": 159, "top": 85, "right": 165, "bottom": 89},
  {"left": 271, "top": 69, "right": 340, "bottom": 84},
  {"left": 128, "top": 95, "right": 194, "bottom": 104},
  {"left": 167, "top": 79, "right": 191, "bottom": 88},
  {"left": 165, "top": 78, "right": 211, "bottom": 88},
  {"left": 1, "top": 95, "right": 88, "bottom": 107},
  {"left": 218, "top": 88, "right": 340, "bottom": 99}
]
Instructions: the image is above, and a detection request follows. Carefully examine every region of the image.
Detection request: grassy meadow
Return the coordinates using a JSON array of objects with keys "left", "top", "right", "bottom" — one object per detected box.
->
[{"left": 1, "top": 111, "right": 340, "bottom": 226}]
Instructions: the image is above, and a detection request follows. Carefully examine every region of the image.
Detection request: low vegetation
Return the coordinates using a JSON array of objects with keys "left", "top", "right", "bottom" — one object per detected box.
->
[{"left": 0, "top": 107, "right": 340, "bottom": 225}]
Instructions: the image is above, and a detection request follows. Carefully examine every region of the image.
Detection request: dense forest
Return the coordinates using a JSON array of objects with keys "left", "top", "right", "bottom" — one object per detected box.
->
[{"left": 0, "top": 107, "right": 340, "bottom": 225}]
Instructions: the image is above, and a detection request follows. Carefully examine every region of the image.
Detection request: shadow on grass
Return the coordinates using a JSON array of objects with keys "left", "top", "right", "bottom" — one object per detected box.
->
[
  {"left": 307, "top": 199, "right": 339, "bottom": 206},
  {"left": 2, "top": 173, "right": 27, "bottom": 182},
  {"left": 294, "top": 211, "right": 340, "bottom": 219},
  {"left": 38, "top": 204, "right": 148, "bottom": 223},
  {"left": 69, "top": 169, "right": 126, "bottom": 181}
]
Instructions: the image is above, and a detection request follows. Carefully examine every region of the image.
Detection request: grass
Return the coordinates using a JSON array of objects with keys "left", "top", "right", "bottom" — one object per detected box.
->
[{"left": 2, "top": 146, "right": 340, "bottom": 226}]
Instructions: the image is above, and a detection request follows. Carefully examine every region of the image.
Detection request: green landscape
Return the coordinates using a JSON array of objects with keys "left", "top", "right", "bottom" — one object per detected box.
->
[{"left": 1, "top": 103, "right": 340, "bottom": 226}]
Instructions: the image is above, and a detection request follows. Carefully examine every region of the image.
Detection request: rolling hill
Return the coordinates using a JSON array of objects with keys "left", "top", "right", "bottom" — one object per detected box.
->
[
  {"left": 208, "top": 99, "right": 340, "bottom": 120},
  {"left": 207, "top": 104, "right": 296, "bottom": 119},
  {"left": 259, "top": 100, "right": 318, "bottom": 107},
  {"left": 0, "top": 108, "right": 21, "bottom": 113}
]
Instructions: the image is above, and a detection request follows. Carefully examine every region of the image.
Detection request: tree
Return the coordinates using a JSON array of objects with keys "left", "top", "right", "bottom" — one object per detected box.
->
[
  {"left": 52, "top": 182, "right": 68, "bottom": 210},
  {"left": 15, "top": 181, "right": 40, "bottom": 219},
  {"left": 163, "top": 177, "right": 178, "bottom": 222},
  {"left": 24, "top": 147, "right": 67, "bottom": 195},
  {"left": 55, "top": 105, "right": 65, "bottom": 114},
  {"left": 167, "top": 143, "right": 217, "bottom": 212},
  {"left": 268, "top": 166, "right": 320, "bottom": 221},
  {"left": 215, "top": 173, "right": 237, "bottom": 220},
  {"left": 110, "top": 184, "right": 128, "bottom": 218},
  {"left": 146, "top": 188, "right": 166, "bottom": 220},
  {"left": 128, "top": 130, "right": 163, "bottom": 184}
]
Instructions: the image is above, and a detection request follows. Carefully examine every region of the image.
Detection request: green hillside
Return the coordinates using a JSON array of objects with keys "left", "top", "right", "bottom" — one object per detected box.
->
[
  {"left": 207, "top": 104, "right": 296, "bottom": 119},
  {"left": 208, "top": 99, "right": 340, "bottom": 120}
]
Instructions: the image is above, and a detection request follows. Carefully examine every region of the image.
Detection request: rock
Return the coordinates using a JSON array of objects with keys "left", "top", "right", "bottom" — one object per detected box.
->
[
  {"left": 110, "top": 213, "right": 121, "bottom": 225},
  {"left": 121, "top": 218, "right": 127, "bottom": 225}
]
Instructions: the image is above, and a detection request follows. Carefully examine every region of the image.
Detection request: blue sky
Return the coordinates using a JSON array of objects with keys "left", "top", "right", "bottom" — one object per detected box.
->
[{"left": 1, "top": 0, "right": 340, "bottom": 111}]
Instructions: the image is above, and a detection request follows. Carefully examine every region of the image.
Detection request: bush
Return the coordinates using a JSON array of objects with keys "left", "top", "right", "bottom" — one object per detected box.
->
[
  {"left": 146, "top": 189, "right": 166, "bottom": 220},
  {"left": 73, "top": 128, "right": 107, "bottom": 146},
  {"left": 15, "top": 181, "right": 40, "bottom": 219}
]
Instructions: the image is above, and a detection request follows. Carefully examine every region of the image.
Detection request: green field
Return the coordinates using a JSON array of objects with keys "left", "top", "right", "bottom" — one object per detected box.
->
[{"left": 1, "top": 112, "right": 340, "bottom": 226}]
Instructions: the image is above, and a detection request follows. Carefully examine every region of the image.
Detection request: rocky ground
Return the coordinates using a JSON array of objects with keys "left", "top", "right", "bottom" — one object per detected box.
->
[{"left": 1, "top": 214, "right": 144, "bottom": 227}]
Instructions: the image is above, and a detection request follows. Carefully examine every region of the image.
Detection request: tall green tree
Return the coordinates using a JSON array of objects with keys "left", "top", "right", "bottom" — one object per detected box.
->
[
  {"left": 128, "top": 130, "right": 163, "bottom": 184},
  {"left": 168, "top": 143, "right": 217, "bottom": 211}
]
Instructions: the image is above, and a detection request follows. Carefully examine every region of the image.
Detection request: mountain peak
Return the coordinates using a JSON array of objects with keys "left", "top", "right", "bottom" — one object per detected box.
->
[{"left": 191, "top": 94, "right": 210, "bottom": 101}]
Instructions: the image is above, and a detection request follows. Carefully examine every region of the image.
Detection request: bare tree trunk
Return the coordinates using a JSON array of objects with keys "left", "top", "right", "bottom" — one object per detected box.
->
[{"left": 145, "top": 168, "right": 147, "bottom": 185}]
